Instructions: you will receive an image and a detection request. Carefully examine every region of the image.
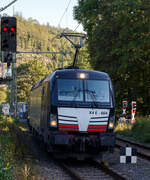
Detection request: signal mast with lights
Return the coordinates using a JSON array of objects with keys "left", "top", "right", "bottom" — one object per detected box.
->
[
  {"left": 1, "top": 16, "right": 17, "bottom": 117},
  {"left": 121, "top": 100, "right": 136, "bottom": 123}
]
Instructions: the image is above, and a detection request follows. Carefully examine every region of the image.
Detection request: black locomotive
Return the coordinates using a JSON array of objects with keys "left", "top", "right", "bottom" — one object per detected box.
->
[{"left": 29, "top": 68, "right": 116, "bottom": 159}]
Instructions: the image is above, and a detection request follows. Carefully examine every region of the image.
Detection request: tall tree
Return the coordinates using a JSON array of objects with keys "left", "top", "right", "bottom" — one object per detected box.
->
[{"left": 74, "top": 0, "right": 150, "bottom": 114}]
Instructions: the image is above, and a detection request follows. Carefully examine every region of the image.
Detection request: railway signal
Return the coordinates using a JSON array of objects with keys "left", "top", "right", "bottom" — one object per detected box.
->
[
  {"left": 122, "top": 100, "right": 127, "bottom": 117},
  {"left": 1, "top": 17, "right": 17, "bottom": 52},
  {"left": 131, "top": 101, "right": 136, "bottom": 123}
]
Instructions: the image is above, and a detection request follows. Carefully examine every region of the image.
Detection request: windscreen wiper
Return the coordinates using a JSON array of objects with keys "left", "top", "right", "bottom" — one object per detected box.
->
[
  {"left": 73, "top": 89, "right": 98, "bottom": 107},
  {"left": 85, "top": 89, "right": 98, "bottom": 107},
  {"left": 72, "top": 89, "right": 82, "bottom": 101}
]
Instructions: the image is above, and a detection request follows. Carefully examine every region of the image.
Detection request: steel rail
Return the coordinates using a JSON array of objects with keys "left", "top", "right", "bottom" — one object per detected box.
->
[
  {"left": 116, "top": 135, "right": 150, "bottom": 161},
  {"left": 58, "top": 162, "right": 83, "bottom": 180},
  {"left": 91, "top": 160, "right": 128, "bottom": 180},
  {"left": 116, "top": 135, "right": 150, "bottom": 150}
]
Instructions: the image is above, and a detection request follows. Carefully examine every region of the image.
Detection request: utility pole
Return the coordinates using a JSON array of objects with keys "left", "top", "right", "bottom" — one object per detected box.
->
[{"left": 9, "top": 53, "right": 17, "bottom": 117}]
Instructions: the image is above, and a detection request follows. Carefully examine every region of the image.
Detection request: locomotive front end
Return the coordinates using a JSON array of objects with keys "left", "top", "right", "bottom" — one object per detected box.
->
[{"left": 48, "top": 69, "right": 116, "bottom": 159}]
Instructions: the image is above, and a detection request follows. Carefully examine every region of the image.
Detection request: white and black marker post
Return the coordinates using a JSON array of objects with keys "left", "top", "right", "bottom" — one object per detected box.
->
[{"left": 120, "top": 146, "right": 137, "bottom": 164}]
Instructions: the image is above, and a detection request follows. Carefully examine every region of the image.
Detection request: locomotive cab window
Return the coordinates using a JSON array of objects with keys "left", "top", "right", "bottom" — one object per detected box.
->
[
  {"left": 85, "top": 80, "right": 110, "bottom": 103},
  {"left": 57, "top": 79, "right": 83, "bottom": 101},
  {"left": 57, "top": 79, "right": 110, "bottom": 103}
]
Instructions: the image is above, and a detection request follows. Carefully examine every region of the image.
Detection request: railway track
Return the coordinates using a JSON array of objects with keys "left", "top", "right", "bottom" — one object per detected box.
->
[
  {"left": 57, "top": 159, "right": 127, "bottom": 180},
  {"left": 116, "top": 135, "right": 150, "bottom": 160},
  {"left": 16, "top": 122, "right": 150, "bottom": 180}
]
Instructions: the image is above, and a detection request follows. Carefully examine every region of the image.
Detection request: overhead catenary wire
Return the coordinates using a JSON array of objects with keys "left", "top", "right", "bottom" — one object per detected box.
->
[
  {"left": 0, "top": 0, "right": 18, "bottom": 13},
  {"left": 58, "top": 0, "right": 72, "bottom": 28},
  {"left": 73, "top": 23, "right": 80, "bottom": 32}
]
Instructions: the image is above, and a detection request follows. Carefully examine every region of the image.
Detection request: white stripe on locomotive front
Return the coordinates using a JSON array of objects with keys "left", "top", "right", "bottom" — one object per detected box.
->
[
  {"left": 58, "top": 120, "right": 108, "bottom": 125},
  {"left": 58, "top": 116, "right": 77, "bottom": 121},
  {"left": 58, "top": 108, "right": 110, "bottom": 131},
  {"left": 59, "top": 120, "right": 78, "bottom": 124},
  {"left": 89, "top": 122, "right": 108, "bottom": 125}
]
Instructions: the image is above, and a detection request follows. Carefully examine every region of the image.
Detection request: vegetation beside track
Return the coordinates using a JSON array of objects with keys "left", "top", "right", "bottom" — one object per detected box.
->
[
  {"left": 115, "top": 116, "right": 150, "bottom": 143},
  {"left": 0, "top": 114, "right": 40, "bottom": 180},
  {"left": 0, "top": 115, "right": 15, "bottom": 180}
]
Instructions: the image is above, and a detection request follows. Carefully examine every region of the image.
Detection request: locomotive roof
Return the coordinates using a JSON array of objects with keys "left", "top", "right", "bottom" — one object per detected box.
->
[
  {"left": 54, "top": 69, "right": 110, "bottom": 80},
  {"left": 31, "top": 68, "right": 110, "bottom": 91}
]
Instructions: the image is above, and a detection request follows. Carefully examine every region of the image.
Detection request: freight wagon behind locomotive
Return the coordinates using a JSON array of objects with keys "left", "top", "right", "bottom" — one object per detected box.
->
[{"left": 29, "top": 68, "right": 116, "bottom": 159}]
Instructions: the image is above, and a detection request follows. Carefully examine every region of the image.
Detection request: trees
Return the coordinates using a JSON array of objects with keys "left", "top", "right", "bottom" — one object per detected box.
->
[
  {"left": 74, "top": 0, "right": 150, "bottom": 114},
  {"left": 16, "top": 14, "right": 91, "bottom": 104},
  {"left": 17, "top": 59, "right": 49, "bottom": 103}
]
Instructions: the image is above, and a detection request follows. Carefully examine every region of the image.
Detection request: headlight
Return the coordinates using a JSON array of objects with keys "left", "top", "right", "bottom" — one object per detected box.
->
[
  {"left": 50, "top": 114, "right": 57, "bottom": 127},
  {"left": 50, "top": 120, "right": 57, "bottom": 127},
  {"left": 80, "top": 73, "right": 86, "bottom": 79},
  {"left": 108, "top": 122, "right": 114, "bottom": 129},
  {"left": 108, "top": 116, "right": 115, "bottom": 129}
]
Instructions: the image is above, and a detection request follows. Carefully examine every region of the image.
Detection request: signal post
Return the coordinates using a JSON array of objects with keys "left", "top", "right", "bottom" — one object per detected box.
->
[{"left": 1, "top": 16, "right": 17, "bottom": 117}]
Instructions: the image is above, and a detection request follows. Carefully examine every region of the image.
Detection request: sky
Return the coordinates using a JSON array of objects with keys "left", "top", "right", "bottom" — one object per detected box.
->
[{"left": 0, "top": 0, "right": 84, "bottom": 32}]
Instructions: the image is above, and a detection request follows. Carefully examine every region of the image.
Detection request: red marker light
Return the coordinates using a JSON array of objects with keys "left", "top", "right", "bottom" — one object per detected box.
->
[
  {"left": 10, "top": 27, "right": 15, "bottom": 32},
  {"left": 3, "top": 27, "right": 8, "bottom": 31}
]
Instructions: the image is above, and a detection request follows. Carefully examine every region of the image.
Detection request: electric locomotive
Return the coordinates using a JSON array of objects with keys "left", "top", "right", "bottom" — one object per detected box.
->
[{"left": 29, "top": 68, "right": 116, "bottom": 159}]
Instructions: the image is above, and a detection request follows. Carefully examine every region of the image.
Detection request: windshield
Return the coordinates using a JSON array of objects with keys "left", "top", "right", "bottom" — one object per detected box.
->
[
  {"left": 57, "top": 79, "right": 83, "bottom": 101},
  {"left": 85, "top": 80, "right": 110, "bottom": 103},
  {"left": 57, "top": 79, "right": 110, "bottom": 103}
]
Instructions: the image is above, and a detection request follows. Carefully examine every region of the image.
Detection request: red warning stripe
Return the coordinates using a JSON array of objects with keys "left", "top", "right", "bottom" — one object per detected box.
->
[
  {"left": 59, "top": 124, "right": 79, "bottom": 131},
  {"left": 88, "top": 125, "right": 107, "bottom": 132},
  {"left": 88, "top": 125, "right": 107, "bottom": 129},
  {"left": 59, "top": 124, "right": 78, "bottom": 128}
]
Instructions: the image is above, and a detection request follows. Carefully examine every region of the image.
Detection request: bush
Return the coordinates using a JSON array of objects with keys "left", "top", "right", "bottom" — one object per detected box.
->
[
  {"left": 115, "top": 116, "right": 150, "bottom": 143},
  {"left": 0, "top": 116, "right": 14, "bottom": 180},
  {"left": 131, "top": 116, "right": 150, "bottom": 143}
]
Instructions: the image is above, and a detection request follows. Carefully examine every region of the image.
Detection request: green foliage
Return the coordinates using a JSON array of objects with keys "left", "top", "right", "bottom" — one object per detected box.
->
[
  {"left": 131, "top": 116, "right": 150, "bottom": 142},
  {"left": 15, "top": 14, "right": 90, "bottom": 103},
  {"left": 0, "top": 137, "right": 14, "bottom": 180},
  {"left": 0, "top": 87, "right": 8, "bottom": 104},
  {"left": 115, "top": 116, "right": 150, "bottom": 143},
  {"left": 0, "top": 116, "right": 14, "bottom": 180},
  {"left": 74, "top": 0, "right": 150, "bottom": 115},
  {"left": 17, "top": 59, "right": 49, "bottom": 103},
  {"left": 76, "top": 48, "right": 91, "bottom": 69},
  {"left": 15, "top": 14, "right": 81, "bottom": 65}
]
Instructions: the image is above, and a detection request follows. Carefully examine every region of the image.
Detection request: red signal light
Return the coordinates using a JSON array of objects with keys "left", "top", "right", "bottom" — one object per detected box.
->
[
  {"left": 3, "top": 27, "right": 8, "bottom": 31},
  {"left": 10, "top": 27, "right": 15, "bottom": 32}
]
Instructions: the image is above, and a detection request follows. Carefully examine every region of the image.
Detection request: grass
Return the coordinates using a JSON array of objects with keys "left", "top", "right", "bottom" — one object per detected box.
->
[
  {"left": 0, "top": 115, "right": 39, "bottom": 180},
  {"left": 0, "top": 114, "right": 56, "bottom": 180},
  {"left": 115, "top": 116, "right": 150, "bottom": 143},
  {"left": 0, "top": 115, "right": 15, "bottom": 180}
]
